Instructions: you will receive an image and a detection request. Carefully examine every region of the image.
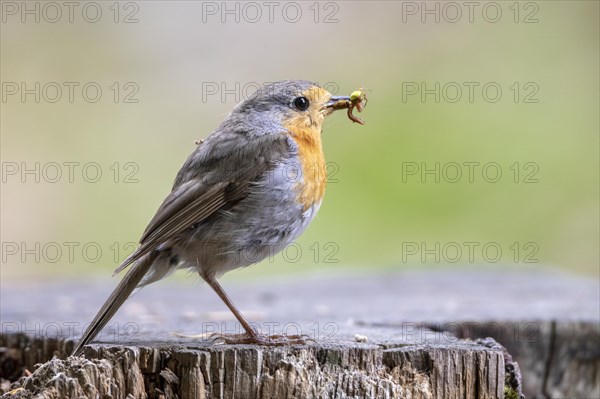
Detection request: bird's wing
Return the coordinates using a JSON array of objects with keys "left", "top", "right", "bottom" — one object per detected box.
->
[{"left": 113, "top": 132, "right": 291, "bottom": 275}]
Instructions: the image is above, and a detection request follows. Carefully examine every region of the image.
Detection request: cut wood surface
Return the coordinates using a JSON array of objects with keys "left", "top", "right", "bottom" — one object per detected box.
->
[
  {"left": 1, "top": 332, "right": 510, "bottom": 399},
  {"left": 1, "top": 267, "right": 598, "bottom": 398}
]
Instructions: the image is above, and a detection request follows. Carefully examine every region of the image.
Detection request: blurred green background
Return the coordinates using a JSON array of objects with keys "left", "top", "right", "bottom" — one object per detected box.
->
[{"left": 1, "top": 1, "right": 598, "bottom": 282}]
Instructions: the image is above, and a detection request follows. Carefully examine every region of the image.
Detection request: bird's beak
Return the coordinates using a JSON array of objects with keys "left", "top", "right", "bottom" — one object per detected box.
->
[{"left": 322, "top": 96, "right": 352, "bottom": 112}]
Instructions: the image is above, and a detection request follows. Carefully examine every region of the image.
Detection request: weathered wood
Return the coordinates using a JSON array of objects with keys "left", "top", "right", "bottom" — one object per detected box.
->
[
  {"left": 1, "top": 267, "right": 598, "bottom": 398},
  {"left": 1, "top": 332, "right": 509, "bottom": 399},
  {"left": 443, "top": 320, "right": 600, "bottom": 399}
]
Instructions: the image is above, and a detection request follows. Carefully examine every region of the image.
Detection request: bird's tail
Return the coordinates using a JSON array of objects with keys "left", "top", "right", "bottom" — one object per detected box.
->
[{"left": 72, "top": 251, "right": 157, "bottom": 356}]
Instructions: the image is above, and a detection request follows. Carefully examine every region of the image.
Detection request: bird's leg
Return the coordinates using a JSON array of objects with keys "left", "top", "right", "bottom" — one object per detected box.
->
[
  {"left": 201, "top": 274, "right": 310, "bottom": 346},
  {"left": 202, "top": 273, "right": 258, "bottom": 338}
]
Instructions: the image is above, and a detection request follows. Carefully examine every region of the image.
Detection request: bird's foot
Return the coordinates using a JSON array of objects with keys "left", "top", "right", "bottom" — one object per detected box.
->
[{"left": 208, "top": 332, "right": 313, "bottom": 346}]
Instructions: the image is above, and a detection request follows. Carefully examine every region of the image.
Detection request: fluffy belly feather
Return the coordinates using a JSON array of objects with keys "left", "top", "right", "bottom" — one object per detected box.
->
[{"left": 171, "top": 159, "right": 324, "bottom": 277}]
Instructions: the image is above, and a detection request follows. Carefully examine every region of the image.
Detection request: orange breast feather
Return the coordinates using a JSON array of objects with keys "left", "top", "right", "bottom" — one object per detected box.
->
[{"left": 288, "top": 125, "right": 327, "bottom": 211}]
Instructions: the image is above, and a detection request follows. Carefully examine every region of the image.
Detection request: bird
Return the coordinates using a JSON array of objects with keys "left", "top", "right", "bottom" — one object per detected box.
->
[{"left": 72, "top": 80, "right": 366, "bottom": 356}]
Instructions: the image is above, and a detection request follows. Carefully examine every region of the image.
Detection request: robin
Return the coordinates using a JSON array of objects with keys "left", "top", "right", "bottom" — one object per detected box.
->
[{"left": 72, "top": 80, "right": 367, "bottom": 355}]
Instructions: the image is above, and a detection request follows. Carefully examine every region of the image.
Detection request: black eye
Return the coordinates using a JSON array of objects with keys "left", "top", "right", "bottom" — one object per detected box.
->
[{"left": 293, "top": 96, "right": 310, "bottom": 111}]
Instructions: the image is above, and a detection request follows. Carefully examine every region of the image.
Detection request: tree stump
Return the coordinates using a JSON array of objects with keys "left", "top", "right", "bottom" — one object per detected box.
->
[
  {"left": 1, "top": 332, "right": 512, "bottom": 399},
  {"left": 1, "top": 267, "right": 597, "bottom": 398}
]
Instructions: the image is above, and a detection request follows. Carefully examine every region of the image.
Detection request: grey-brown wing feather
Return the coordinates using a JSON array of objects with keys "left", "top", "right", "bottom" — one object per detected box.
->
[
  {"left": 113, "top": 181, "right": 229, "bottom": 274},
  {"left": 113, "top": 132, "right": 291, "bottom": 275}
]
